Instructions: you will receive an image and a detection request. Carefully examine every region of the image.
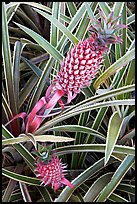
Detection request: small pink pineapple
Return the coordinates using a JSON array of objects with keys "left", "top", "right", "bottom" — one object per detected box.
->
[{"left": 34, "top": 145, "right": 74, "bottom": 192}]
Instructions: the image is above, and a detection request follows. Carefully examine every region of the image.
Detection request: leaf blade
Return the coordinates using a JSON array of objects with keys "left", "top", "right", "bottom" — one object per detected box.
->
[
  {"left": 105, "top": 112, "right": 123, "bottom": 165},
  {"left": 97, "top": 155, "right": 135, "bottom": 202},
  {"left": 94, "top": 48, "right": 135, "bottom": 90},
  {"left": 15, "top": 22, "right": 64, "bottom": 63},
  {"left": 33, "top": 8, "right": 79, "bottom": 44}
]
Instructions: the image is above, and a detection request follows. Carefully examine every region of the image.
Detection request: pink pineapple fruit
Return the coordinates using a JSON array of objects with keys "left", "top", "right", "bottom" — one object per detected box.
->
[
  {"left": 34, "top": 145, "right": 74, "bottom": 192},
  {"left": 45, "top": 10, "right": 126, "bottom": 109}
]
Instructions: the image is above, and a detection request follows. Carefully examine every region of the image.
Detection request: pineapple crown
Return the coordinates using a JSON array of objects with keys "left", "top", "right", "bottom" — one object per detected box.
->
[
  {"left": 88, "top": 9, "right": 127, "bottom": 48},
  {"left": 33, "top": 144, "right": 53, "bottom": 164}
]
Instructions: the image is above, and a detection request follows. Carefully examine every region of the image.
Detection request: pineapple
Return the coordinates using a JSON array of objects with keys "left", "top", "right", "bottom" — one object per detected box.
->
[
  {"left": 34, "top": 145, "right": 74, "bottom": 192},
  {"left": 46, "top": 10, "right": 126, "bottom": 109}
]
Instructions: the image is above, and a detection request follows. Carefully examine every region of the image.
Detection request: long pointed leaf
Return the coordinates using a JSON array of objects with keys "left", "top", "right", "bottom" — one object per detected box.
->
[
  {"left": 21, "top": 56, "right": 42, "bottom": 77},
  {"left": 54, "top": 144, "right": 135, "bottom": 156},
  {"left": 63, "top": 84, "right": 135, "bottom": 114},
  {"left": 2, "top": 2, "right": 17, "bottom": 115},
  {"left": 94, "top": 48, "right": 135, "bottom": 90},
  {"left": 15, "top": 22, "right": 64, "bottom": 63},
  {"left": 97, "top": 155, "right": 135, "bottom": 202},
  {"left": 13, "top": 41, "right": 25, "bottom": 111},
  {"left": 2, "top": 135, "right": 75, "bottom": 146},
  {"left": 2, "top": 125, "right": 35, "bottom": 170},
  {"left": 84, "top": 172, "right": 113, "bottom": 202},
  {"left": 33, "top": 8, "right": 79, "bottom": 44},
  {"left": 49, "top": 125, "right": 105, "bottom": 140},
  {"left": 50, "top": 2, "right": 60, "bottom": 47},
  {"left": 6, "top": 3, "right": 20, "bottom": 24},
  {"left": 105, "top": 112, "right": 123, "bottom": 165},
  {"left": 35, "top": 99, "right": 135, "bottom": 134},
  {"left": 2, "top": 168, "right": 40, "bottom": 186},
  {"left": 98, "top": 2, "right": 111, "bottom": 16},
  {"left": 66, "top": 2, "right": 77, "bottom": 17},
  {"left": 6, "top": 2, "right": 71, "bottom": 24},
  {"left": 2, "top": 164, "right": 24, "bottom": 202}
]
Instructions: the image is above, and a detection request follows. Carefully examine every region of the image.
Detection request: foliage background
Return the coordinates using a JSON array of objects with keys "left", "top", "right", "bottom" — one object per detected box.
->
[{"left": 2, "top": 2, "right": 135, "bottom": 202}]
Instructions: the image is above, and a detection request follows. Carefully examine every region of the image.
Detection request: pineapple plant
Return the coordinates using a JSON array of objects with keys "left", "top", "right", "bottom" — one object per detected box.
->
[
  {"left": 2, "top": 2, "right": 135, "bottom": 202},
  {"left": 5, "top": 11, "right": 126, "bottom": 135}
]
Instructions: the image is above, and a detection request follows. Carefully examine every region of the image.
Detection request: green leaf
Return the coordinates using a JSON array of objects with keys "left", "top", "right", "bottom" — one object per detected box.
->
[
  {"left": 20, "top": 53, "right": 49, "bottom": 71},
  {"left": 49, "top": 125, "right": 105, "bottom": 140},
  {"left": 2, "top": 168, "right": 40, "bottom": 186},
  {"left": 92, "top": 107, "right": 108, "bottom": 130},
  {"left": 2, "top": 125, "right": 35, "bottom": 170},
  {"left": 14, "top": 22, "right": 64, "bottom": 63},
  {"left": 75, "top": 3, "right": 97, "bottom": 41},
  {"left": 35, "top": 99, "right": 135, "bottom": 134},
  {"left": 84, "top": 2, "right": 96, "bottom": 23},
  {"left": 6, "top": 2, "right": 71, "bottom": 24},
  {"left": 21, "top": 56, "right": 42, "bottom": 77},
  {"left": 78, "top": 107, "right": 108, "bottom": 167},
  {"left": 15, "top": 8, "right": 41, "bottom": 35},
  {"left": 108, "top": 193, "right": 129, "bottom": 202},
  {"left": 116, "top": 183, "right": 135, "bottom": 195},
  {"left": 6, "top": 3, "right": 20, "bottom": 24},
  {"left": 105, "top": 112, "right": 123, "bottom": 165},
  {"left": 98, "top": 2, "right": 111, "bottom": 16},
  {"left": 19, "top": 74, "right": 38, "bottom": 108},
  {"left": 37, "top": 186, "right": 53, "bottom": 202},
  {"left": 2, "top": 134, "right": 75, "bottom": 146},
  {"left": 63, "top": 84, "right": 135, "bottom": 114},
  {"left": 97, "top": 155, "right": 135, "bottom": 202},
  {"left": 127, "top": 14, "right": 135, "bottom": 25},
  {"left": 33, "top": 8, "right": 79, "bottom": 44},
  {"left": 71, "top": 112, "right": 90, "bottom": 169},
  {"left": 66, "top": 2, "right": 77, "bottom": 17},
  {"left": 2, "top": 164, "right": 24, "bottom": 202},
  {"left": 112, "top": 151, "right": 135, "bottom": 170},
  {"left": 2, "top": 93, "right": 13, "bottom": 122},
  {"left": 19, "top": 182, "right": 32, "bottom": 202},
  {"left": 125, "top": 60, "right": 135, "bottom": 95},
  {"left": 50, "top": 2, "right": 60, "bottom": 47},
  {"left": 84, "top": 172, "right": 113, "bottom": 202},
  {"left": 13, "top": 41, "right": 25, "bottom": 111},
  {"left": 2, "top": 2, "right": 17, "bottom": 115},
  {"left": 121, "top": 129, "right": 135, "bottom": 143},
  {"left": 55, "top": 144, "right": 135, "bottom": 156},
  {"left": 94, "top": 48, "right": 135, "bottom": 90},
  {"left": 121, "top": 3, "right": 127, "bottom": 56},
  {"left": 75, "top": 9, "right": 90, "bottom": 40},
  {"left": 113, "top": 2, "right": 124, "bottom": 18}
]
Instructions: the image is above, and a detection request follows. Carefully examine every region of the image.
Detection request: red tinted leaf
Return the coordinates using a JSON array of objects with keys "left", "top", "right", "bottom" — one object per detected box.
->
[
  {"left": 45, "top": 83, "right": 55, "bottom": 100},
  {"left": 26, "top": 116, "right": 42, "bottom": 133},
  {"left": 46, "top": 90, "right": 65, "bottom": 109},
  {"left": 5, "top": 112, "right": 27, "bottom": 127},
  {"left": 61, "top": 177, "right": 74, "bottom": 188},
  {"left": 26, "top": 97, "right": 46, "bottom": 133},
  {"left": 58, "top": 99, "right": 65, "bottom": 110}
]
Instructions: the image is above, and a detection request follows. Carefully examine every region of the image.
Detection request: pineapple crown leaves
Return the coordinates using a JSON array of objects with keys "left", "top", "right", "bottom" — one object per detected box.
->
[
  {"left": 33, "top": 144, "right": 53, "bottom": 164},
  {"left": 88, "top": 9, "right": 127, "bottom": 46}
]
